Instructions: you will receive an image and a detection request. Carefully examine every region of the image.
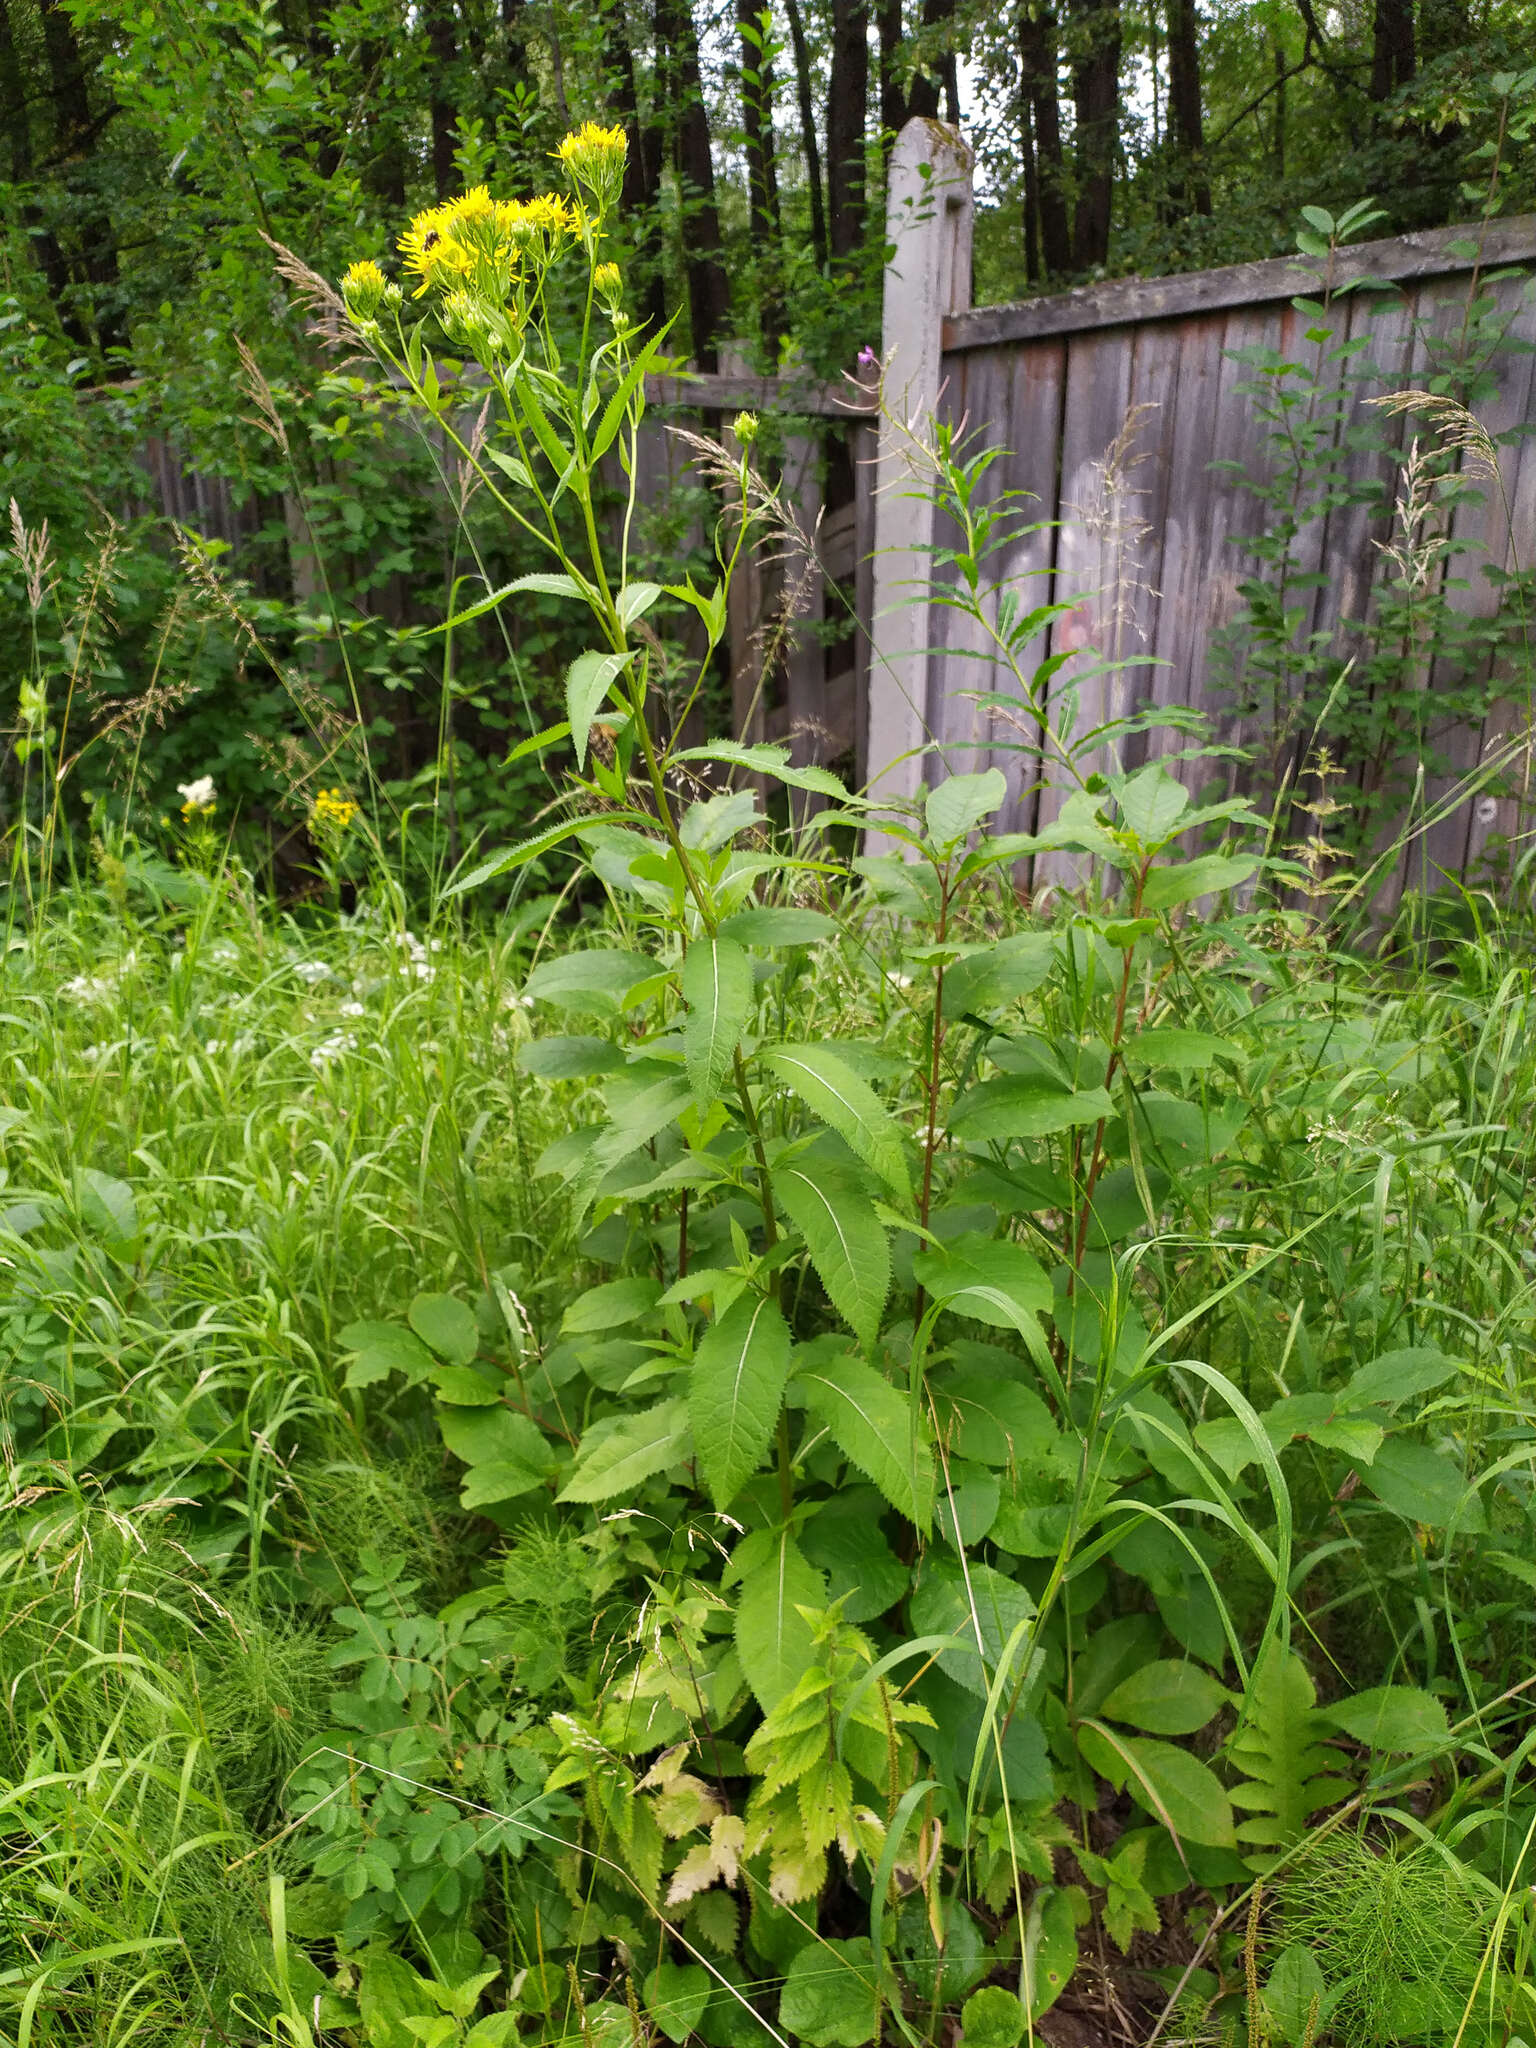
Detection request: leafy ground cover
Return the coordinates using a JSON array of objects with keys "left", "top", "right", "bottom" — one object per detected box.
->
[
  {"left": 1, "top": 830, "right": 1534, "bottom": 2048},
  {"left": 4, "top": 119, "right": 1536, "bottom": 2048}
]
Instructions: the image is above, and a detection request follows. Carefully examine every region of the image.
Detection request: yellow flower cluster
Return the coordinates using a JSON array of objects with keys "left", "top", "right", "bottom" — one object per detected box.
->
[
  {"left": 336, "top": 126, "right": 629, "bottom": 348},
  {"left": 396, "top": 186, "right": 578, "bottom": 301},
  {"left": 311, "top": 787, "right": 359, "bottom": 833}
]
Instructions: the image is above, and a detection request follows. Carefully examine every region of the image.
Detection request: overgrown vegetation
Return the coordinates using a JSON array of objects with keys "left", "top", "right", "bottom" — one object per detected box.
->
[{"left": 3, "top": 122, "right": 1536, "bottom": 2048}]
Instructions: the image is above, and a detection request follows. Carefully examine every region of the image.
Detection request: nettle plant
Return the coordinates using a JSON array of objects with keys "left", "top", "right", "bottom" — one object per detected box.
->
[{"left": 321, "top": 133, "right": 1477, "bottom": 2046}]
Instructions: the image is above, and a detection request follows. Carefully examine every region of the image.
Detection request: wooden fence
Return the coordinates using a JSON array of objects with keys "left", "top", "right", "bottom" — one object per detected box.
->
[{"left": 124, "top": 124, "right": 1536, "bottom": 894}]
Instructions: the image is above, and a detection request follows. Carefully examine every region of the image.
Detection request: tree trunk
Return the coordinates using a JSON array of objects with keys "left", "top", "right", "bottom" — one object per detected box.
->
[
  {"left": 1273, "top": 33, "right": 1285, "bottom": 176},
  {"left": 603, "top": 0, "right": 668, "bottom": 336},
  {"left": 906, "top": 0, "right": 959, "bottom": 122},
  {"left": 737, "top": 0, "right": 785, "bottom": 350},
  {"left": 826, "top": 0, "right": 868, "bottom": 267},
  {"left": 38, "top": 0, "right": 128, "bottom": 357},
  {"left": 424, "top": 0, "right": 459, "bottom": 196},
  {"left": 878, "top": 0, "right": 907, "bottom": 141},
  {"left": 1021, "top": 97, "right": 1040, "bottom": 283},
  {"left": 1165, "top": 0, "right": 1209, "bottom": 214},
  {"left": 783, "top": 0, "right": 828, "bottom": 271},
  {"left": 1069, "top": 0, "right": 1120, "bottom": 270},
  {"left": 1369, "top": 0, "right": 1415, "bottom": 101},
  {"left": 657, "top": 0, "right": 732, "bottom": 368},
  {"left": 1018, "top": 0, "right": 1071, "bottom": 277}
]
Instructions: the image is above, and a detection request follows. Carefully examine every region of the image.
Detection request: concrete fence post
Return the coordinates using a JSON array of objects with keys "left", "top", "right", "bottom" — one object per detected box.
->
[{"left": 866, "top": 118, "right": 974, "bottom": 815}]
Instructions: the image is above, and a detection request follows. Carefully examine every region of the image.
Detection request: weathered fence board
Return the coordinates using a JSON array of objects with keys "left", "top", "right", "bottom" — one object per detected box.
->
[{"left": 872, "top": 122, "right": 1536, "bottom": 894}]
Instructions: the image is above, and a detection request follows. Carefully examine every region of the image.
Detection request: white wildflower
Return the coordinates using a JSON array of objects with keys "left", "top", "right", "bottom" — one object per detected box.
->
[
  {"left": 178, "top": 774, "right": 216, "bottom": 810},
  {"left": 338, "top": 999, "right": 366, "bottom": 1019},
  {"left": 309, "top": 1030, "right": 357, "bottom": 1069},
  {"left": 62, "top": 974, "right": 113, "bottom": 1003},
  {"left": 293, "top": 961, "right": 330, "bottom": 985}
]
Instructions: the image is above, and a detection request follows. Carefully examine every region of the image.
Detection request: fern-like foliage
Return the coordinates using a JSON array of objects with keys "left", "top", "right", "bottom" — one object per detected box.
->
[{"left": 1226, "top": 1647, "right": 1353, "bottom": 1867}]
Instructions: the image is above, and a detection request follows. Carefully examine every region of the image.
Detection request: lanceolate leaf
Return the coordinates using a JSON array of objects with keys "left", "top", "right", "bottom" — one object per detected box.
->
[
  {"left": 764, "top": 1045, "right": 910, "bottom": 1204},
  {"left": 566, "top": 649, "right": 635, "bottom": 769},
  {"left": 800, "top": 1355, "right": 933, "bottom": 1531},
  {"left": 777, "top": 1162, "right": 890, "bottom": 1352},
  {"left": 557, "top": 1397, "right": 690, "bottom": 1503},
  {"left": 691, "top": 1292, "right": 792, "bottom": 1509},
  {"left": 735, "top": 1531, "right": 826, "bottom": 1710},
  {"left": 681, "top": 935, "right": 753, "bottom": 1106}
]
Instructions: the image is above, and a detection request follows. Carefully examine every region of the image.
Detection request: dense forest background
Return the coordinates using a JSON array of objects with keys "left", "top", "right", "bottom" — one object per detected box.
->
[{"left": 1, "top": 0, "right": 1533, "bottom": 855}]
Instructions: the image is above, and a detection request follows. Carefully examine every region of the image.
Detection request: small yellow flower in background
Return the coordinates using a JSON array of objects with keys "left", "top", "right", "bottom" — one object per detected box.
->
[
  {"left": 341, "top": 260, "right": 387, "bottom": 317},
  {"left": 178, "top": 775, "right": 217, "bottom": 820},
  {"left": 311, "top": 787, "right": 359, "bottom": 833}
]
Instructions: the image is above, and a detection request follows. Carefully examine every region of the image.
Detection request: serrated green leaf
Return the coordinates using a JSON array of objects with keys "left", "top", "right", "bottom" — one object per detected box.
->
[
  {"left": 681, "top": 935, "right": 753, "bottom": 1106},
  {"left": 1081, "top": 1726, "right": 1235, "bottom": 1847},
  {"left": 734, "top": 1530, "right": 825, "bottom": 1710},
  {"left": 777, "top": 1162, "right": 889, "bottom": 1352},
  {"left": 718, "top": 907, "right": 837, "bottom": 947},
  {"left": 912, "top": 1232, "right": 1052, "bottom": 1331},
  {"left": 690, "top": 1292, "right": 792, "bottom": 1509},
  {"left": 557, "top": 1397, "right": 689, "bottom": 1502},
  {"left": 1324, "top": 1685, "right": 1449, "bottom": 1752},
  {"left": 1102, "top": 1660, "right": 1229, "bottom": 1735},
  {"left": 764, "top": 1044, "right": 909, "bottom": 1203},
  {"left": 925, "top": 769, "right": 1007, "bottom": 848},
  {"left": 950, "top": 1076, "right": 1114, "bottom": 1140},
  {"left": 408, "top": 1293, "right": 478, "bottom": 1365},
  {"left": 800, "top": 1355, "right": 933, "bottom": 1530}
]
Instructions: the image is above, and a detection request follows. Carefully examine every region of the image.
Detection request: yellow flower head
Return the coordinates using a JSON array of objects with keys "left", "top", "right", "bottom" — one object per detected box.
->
[
  {"left": 554, "top": 121, "right": 626, "bottom": 208},
  {"left": 398, "top": 204, "right": 473, "bottom": 296},
  {"left": 341, "top": 259, "right": 387, "bottom": 317},
  {"left": 311, "top": 787, "right": 359, "bottom": 834},
  {"left": 593, "top": 260, "right": 622, "bottom": 298}
]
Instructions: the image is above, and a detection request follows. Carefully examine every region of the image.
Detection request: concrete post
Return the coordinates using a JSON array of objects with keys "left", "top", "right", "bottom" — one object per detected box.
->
[{"left": 866, "top": 118, "right": 974, "bottom": 817}]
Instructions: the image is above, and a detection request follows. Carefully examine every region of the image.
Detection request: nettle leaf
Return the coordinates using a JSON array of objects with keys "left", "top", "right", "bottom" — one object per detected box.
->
[
  {"left": 557, "top": 1397, "right": 690, "bottom": 1502},
  {"left": 566, "top": 649, "right": 635, "bottom": 769},
  {"left": 525, "top": 948, "right": 657, "bottom": 1015},
  {"left": 1140, "top": 854, "right": 1256, "bottom": 911},
  {"left": 1343, "top": 1347, "right": 1460, "bottom": 1409},
  {"left": 925, "top": 769, "right": 1008, "bottom": 849},
  {"left": 516, "top": 1034, "right": 626, "bottom": 1080},
  {"left": 735, "top": 1530, "right": 826, "bottom": 1710},
  {"left": 691, "top": 1292, "right": 792, "bottom": 1509},
  {"left": 562, "top": 1275, "right": 663, "bottom": 1335},
  {"left": 777, "top": 1161, "right": 890, "bottom": 1353},
  {"left": 908, "top": 1556, "right": 1034, "bottom": 1697},
  {"left": 1080, "top": 1726, "right": 1236, "bottom": 1848},
  {"left": 913, "top": 1232, "right": 1052, "bottom": 1333},
  {"left": 681, "top": 935, "right": 753, "bottom": 1106},
  {"left": 950, "top": 1076, "right": 1114, "bottom": 1141},
  {"left": 764, "top": 1045, "right": 910, "bottom": 1204},
  {"left": 341, "top": 1319, "right": 435, "bottom": 1388},
  {"left": 779, "top": 1938, "right": 878, "bottom": 2048},
  {"left": 1102, "top": 1660, "right": 1229, "bottom": 1735},
  {"left": 1113, "top": 764, "right": 1190, "bottom": 848},
  {"left": 1324, "top": 1685, "right": 1449, "bottom": 1753},
  {"left": 1121, "top": 1027, "right": 1239, "bottom": 1072},
  {"left": 718, "top": 906, "right": 837, "bottom": 948},
  {"left": 800, "top": 1355, "right": 934, "bottom": 1531},
  {"left": 408, "top": 1294, "right": 479, "bottom": 1365},
  {"left": 941, "top": 932, "right": 1056, "bottom": 1018},
  {"left": 1362, "top": 1438, "right": 1485, "bottom": 1530}
]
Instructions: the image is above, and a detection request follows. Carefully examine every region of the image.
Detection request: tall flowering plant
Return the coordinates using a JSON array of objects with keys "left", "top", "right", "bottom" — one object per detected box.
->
[{"left": 336, "top": 124, "right": 770, "bottom": 883}]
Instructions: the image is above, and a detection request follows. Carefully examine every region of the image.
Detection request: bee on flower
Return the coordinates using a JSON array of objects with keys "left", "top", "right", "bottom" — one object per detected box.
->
[{"left": 178, "top": 775, "right": 217, "bottom": 820}]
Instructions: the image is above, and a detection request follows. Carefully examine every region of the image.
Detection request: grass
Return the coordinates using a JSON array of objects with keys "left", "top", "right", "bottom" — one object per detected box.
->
[{"left": 2, "top": 841, "right": 1535, "bottom": 2048}]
